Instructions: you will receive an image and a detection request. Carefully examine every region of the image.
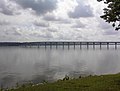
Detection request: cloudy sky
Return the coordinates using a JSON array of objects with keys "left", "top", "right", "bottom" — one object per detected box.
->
[{"left": 0, "top": 0, "right": 119, "bottom": 42}]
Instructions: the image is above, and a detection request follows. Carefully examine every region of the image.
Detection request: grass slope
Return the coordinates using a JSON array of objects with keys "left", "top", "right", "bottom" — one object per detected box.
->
[{"left": 2, "top": 73, "right": 120, "bottom": 91}]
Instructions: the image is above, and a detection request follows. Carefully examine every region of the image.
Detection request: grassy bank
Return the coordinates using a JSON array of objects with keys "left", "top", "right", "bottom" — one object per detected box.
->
[{"left": 2, "top": 73, "right": 120, "bottom": 91}]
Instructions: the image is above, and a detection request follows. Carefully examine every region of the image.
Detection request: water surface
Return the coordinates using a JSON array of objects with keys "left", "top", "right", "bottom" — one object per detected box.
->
[{"left": 0, "top": 45, "right": 120, "bottom": 88}]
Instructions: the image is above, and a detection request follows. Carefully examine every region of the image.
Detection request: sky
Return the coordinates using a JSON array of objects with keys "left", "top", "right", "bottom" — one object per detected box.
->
[{"left": 0, "top": 0, "right": 119, "bottom": 42}]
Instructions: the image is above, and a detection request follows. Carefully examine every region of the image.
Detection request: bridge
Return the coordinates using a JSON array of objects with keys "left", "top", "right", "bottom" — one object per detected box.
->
[{"left": 0, "top": 41, "right": 120, "bottom": 49}]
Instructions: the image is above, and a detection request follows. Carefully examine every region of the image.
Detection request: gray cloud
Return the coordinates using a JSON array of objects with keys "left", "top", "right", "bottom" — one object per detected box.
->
[
  {"left": 0, "top": 0, "right": 20, "bottom": 15},
  {"left": 103, "top": 30, "right": 118, "bottom": 35},
  {"left": 98, "top": 19, "right": 112, "bottom": 30},
  {"left": 12, "top": 30, "right": 22, "bottom": 36},
  {"left": 43, "top": 14, "right": 71, "bottom": 24},
  {"left": 43, "top": 14, "right": 61, "bottom": 21},
  {"left": 71, "top": 21, "right": 85, "bottom": 28},
  {"left": 33, "top": 21, "right": 49, "bottom": 27},
  {"left": 31, "top": 32, "right": 53, "bottom": 39},
  {"left": 0, "top": 26, "right": 23, "bottom": 42},
  {"left": 13, "top": 0, "right": 58, "bottom": 15},
  {"left": 0, "top": 20, "right": 10, "bottom": 25},
  {"left": 47, "top": 27, "right": 58, "bottom": 32},
  {"left": 98, "top": 18, "right": 118, "bottom": 35},
  {"left": 58, "top": 19, "right": 71, "bottom": 24},
  {"left": 4, "top": 27, "right": 22, "bottom": 36},
  {"left": 68, "top": 1, "right": 94, "bottom": 18},
  {"left": 11, "top": 27, "right": 22, "bottom": 36}
]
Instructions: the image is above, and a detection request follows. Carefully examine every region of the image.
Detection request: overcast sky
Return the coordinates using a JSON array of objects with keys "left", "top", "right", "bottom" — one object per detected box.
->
[{"left": 0, "top": 0, "right": 119, "bottom": 42}]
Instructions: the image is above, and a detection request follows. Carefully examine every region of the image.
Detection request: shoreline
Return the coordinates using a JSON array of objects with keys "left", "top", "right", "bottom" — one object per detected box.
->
[{"left": 1, "top": 73, "right": 120, "bottom": 91}]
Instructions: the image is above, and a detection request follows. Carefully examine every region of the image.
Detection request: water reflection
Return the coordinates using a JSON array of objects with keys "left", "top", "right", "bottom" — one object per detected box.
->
[
  {"left": 0, "top": 46, "right": 120, "bottom": 88},
  {"left": 96, "top": 52, "right": 119, "bottom": 74}
]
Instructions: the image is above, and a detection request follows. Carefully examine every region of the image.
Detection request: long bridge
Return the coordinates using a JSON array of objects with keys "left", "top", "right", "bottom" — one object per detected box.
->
[{"left": 0, "top": 41, "right": 120, "bottom": 49}]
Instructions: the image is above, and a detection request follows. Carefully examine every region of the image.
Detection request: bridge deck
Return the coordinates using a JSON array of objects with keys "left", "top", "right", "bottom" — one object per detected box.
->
[
  {"left": 0, "top": 42, "right": 120, "bottom": 45},
  {"left": 0, "top": 42, "right": 120, "bottom": 49}
]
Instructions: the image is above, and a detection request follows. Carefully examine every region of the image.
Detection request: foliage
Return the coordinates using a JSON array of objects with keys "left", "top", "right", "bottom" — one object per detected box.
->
[{"left": 97, "top": 0, "right": 120, "bottom": 30}]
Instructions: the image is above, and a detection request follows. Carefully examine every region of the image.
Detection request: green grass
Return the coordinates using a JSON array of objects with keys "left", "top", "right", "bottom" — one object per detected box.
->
[{"left": 2, "top": 73, "right": 120, "bottom": 91}]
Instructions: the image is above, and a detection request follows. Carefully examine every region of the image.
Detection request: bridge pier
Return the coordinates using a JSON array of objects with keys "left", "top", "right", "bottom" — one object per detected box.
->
[
  {"left": 68, "top": 42, "right": 70, "bottom": 50},
  {"left": 107, "top": 42, "right": 109, "bottom": 49},
  {"left": 87, "top": 42, "right": 89, "bottom": 49},
  {"left": 29, "top": 44, "right": 31, "bottom": 48},
  {"left": 80, "top": 42, "right": 82, "bottom": 49},
  {"left": 56, "top": 42, "right": 58, "bottom": 49},
  {"left": 63, "top": 42, "right": 64, "bottom": 49},
  {"left": 93, "top": 42, "right": 95, "bottom": 49},
  {"left": 100, "top": 42, "right": 102, "bottom": 49},
  {"left": 74, "top": 42, "right": 75, "bottom": 49},
  {"left": 25, "top": 44, "right": 27, "bottom": 48},
  {"left": 115, "top": 42, "right": 117, "bottom": 50},
  {"left": 45, "top": 42, "right": 47, "bottom": 49},
  {"left": 38, "top": 45, "right": 39, "bottom": 48},
  {"left": 50, "top": 42, "right": 52, "bottom": 49}
]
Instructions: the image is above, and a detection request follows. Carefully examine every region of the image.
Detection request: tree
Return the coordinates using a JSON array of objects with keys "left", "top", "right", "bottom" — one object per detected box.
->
[{"left": 97, "top": 0, "right": 120, "bottom": 30}]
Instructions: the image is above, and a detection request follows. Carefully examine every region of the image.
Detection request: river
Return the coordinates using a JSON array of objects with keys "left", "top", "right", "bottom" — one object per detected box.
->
[{"left": 0, "top": 45, "right": 120, "bottom": 88}]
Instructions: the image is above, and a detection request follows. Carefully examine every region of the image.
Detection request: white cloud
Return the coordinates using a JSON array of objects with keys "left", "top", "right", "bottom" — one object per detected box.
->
[
  {"left": 0, "top": 0, "right": 119, "bottom": 42},
  {"left": 55, "top": 0, "right": 77, "bottom": 18}
]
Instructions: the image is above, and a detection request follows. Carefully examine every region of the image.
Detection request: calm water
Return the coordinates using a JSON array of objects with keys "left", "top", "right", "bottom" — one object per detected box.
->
[{"left": 0, "top": 45, "right": 120, "bottom": 88}]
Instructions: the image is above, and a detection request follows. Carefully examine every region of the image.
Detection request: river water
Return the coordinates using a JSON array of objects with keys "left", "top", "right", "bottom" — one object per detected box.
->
[{"left": 0, "top": 45, "right": 120, "bottom": 88}]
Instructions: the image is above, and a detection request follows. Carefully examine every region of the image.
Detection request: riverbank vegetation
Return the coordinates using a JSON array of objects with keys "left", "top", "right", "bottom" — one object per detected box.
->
[{"left": 1, "top": 73, "right": 120, "bottom": 91}]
